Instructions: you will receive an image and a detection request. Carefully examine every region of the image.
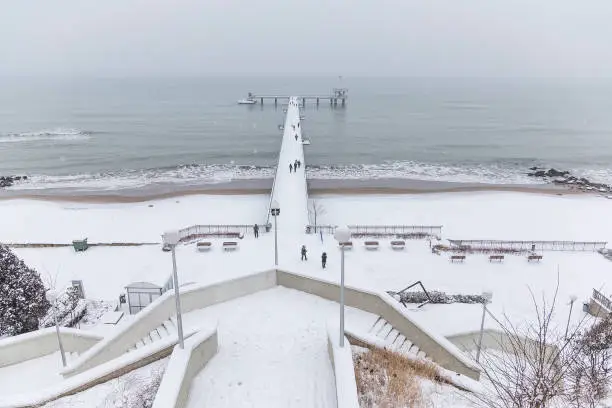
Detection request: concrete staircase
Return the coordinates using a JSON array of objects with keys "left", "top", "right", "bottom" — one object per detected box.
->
[
  {"left": 368, "top": 317, "right": 427, "bottom": 359},
  {"left": 127, "top": 316, "right": 178, "bottom": 352}
]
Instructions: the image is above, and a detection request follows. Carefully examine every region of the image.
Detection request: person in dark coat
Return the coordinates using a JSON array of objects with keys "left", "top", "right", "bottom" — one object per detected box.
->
[
  {"left": 289, "top": 163, "right": 293, "bottom": 173},
  {"left": 294, "top": 159, "right": 299, "bottom": 170},
  {"left": 301, "top": 245, "right": 307, "bottom": 261},
  {"left": 253, "top": 224, "right": 259, "bottom": 238},
  {"left": 295, "top": 134, "right": 298, "bottom": 141},
  {"left": 321, "top": 252, "right": 327, "bottom": 269}
]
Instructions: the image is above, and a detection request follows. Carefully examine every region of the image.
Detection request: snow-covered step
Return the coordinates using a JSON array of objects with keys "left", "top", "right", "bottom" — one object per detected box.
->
[
  {"left": 385, "top": 329, "right": 401, "bottom": 344},
  {"left": 369, "top": 317, "right": 386, "bottom": 335},
  {"left": 378, "top": 323, "right": 393, "bottom": 339},
  {"left": 150, "top": 329, "right": 162, "bottom": 342}
]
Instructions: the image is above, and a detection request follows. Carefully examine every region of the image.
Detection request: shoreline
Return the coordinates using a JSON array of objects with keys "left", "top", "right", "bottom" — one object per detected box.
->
[{"left": 0, "top": 178, "right": 577, "bottom": 204}]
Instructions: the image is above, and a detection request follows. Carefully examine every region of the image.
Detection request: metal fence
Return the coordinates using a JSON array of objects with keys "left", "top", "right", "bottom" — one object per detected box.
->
[
  {"left": 306, "top": 225, "right": 443, "bottom": 238},
  {"left": 178, "top": 224, "right": 255, "bottom": 242},
  {"left": 448, "top": 239, "right": 607, "bottom": 252},
  {"left": 593, "top": 289, "right": 612, "bottom": 312}
]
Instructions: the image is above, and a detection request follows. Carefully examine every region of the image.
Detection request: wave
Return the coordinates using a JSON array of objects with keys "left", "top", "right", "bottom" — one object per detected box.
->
[
  {"left": 10, "top": 161, "right": 612, "bottom": 192},
  {"left": 0, "top": 129, "right": 92, "bottom": 143}
]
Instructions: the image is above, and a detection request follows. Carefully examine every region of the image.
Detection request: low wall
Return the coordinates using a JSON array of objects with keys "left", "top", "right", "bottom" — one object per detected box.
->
[
  {"left": 63, "top": 270, "right": 276, "bottom": 377},
  {"left": 276, "top": 270, "right": 480, "bottom": 380},
  {"left": 0, "top": 332, "right": 192, "bottom": 408},
  {"left": 0, "top": 327, "right": 102, "bottom": 368},
  {"left": 447, "top": 329, "right": 559, "bottom": 360},
  {"left": 327, "top": 322, "right": 359, "bottom": 408},
  {"left": 152, "top": 326, "right": 218, "bottom": 408}
]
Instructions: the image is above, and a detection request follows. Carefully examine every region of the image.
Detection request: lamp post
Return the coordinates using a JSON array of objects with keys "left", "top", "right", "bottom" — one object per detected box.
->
[
  {"left": 271, "top": 200, "right": 280, "bottom": 266},
  {"left": 476, "top": 291, "right": 493, "bottom": 363},
  {"left": 46, "top": 290, "right": 67, "bottom": 367},
  {"left": 163, "top": 231, "right": 185, "bottom": 349},
  {"left": 334, "top": 226, "right": 351, "bottom": 347},
  {"left": 565, "top": 294, "right": 578, "bottom": 340}
]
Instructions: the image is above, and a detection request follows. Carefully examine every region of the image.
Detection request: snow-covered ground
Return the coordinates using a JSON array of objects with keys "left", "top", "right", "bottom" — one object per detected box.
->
[
  {"left": 183, "top": 286, "right": 373, "bottom": 408},
  {"left": 42, "top": 358, "right": 167, "bottom": 408},
  {"left": 0, "top": 351, "right": 69, "bottom": 396},
  {"left": 1, "top": 191, "right": 609, "bottom": 334}
]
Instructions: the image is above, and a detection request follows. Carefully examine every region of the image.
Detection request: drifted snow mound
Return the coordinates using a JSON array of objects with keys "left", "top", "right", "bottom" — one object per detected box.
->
[{"left": 388, "top": 290, "right": 486, "bottom": 305}]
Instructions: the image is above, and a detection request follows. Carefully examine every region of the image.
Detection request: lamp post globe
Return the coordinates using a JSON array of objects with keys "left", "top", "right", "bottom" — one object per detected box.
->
[
  {"left": 162, "top": 231, "right": 180, "bottom": 246},
  {"left": 334, "top": 226, "right": 351, "bottom": 244},
  {"left": 45, "top": 289, "right": 59, "bottom": 304}
]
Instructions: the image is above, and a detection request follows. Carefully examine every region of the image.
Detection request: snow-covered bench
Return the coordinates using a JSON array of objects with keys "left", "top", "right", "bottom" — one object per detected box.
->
[
  {"left": 390, "top": 240, "right": 406, "bottom": 250},
  {"left": 223, "top": 241, "right": 238, "bottom": 251},
  {"left": 364, "top": 241, "right": 379, "bottom": 250},
  {"left": 197, "top": 242, "right": 212, "bottom": 252},
  {"left": 527, "top": 254, "right": 542, "bottom": 262},
  {"left": 489, "top": 255, "right": 504, "bottom": 262},
  {"left": 450, "top": 255, "right": 466, "bottom": 263},
  {"left": 338, "top": 241, "right": 353, "bottom": 250}
]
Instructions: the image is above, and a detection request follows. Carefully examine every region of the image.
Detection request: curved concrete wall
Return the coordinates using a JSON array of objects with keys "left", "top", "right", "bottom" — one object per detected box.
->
[
  {"left": 327, "top": 323, "right": 359, "bottom": 408},
  {"left": 152, "top": 326, "right": 218, "bottom": 408},
  {"left": 63, "top": 270, "right": 276, "bottom": 377},
  {"left": 276, "top": 270, "right": 480, "bottom": 380},
  {"left": 0, "top": 327, "right": 102, "bottom": 368}
]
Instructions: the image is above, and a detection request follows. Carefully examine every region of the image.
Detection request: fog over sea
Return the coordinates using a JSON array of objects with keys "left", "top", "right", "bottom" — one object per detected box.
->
[{"left": 1, "top": 76, "right": 612, "bottom": 193}]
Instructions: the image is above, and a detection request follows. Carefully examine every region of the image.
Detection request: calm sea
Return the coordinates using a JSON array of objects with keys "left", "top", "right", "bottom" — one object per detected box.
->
[{"left": 1, "top": 76, "right": 612, "bottom": 191}]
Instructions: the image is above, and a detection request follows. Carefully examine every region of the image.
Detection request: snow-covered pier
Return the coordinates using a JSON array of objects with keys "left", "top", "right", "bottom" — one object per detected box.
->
[{"left": 267, "top": 97, "right": 309, "bottom": 234}]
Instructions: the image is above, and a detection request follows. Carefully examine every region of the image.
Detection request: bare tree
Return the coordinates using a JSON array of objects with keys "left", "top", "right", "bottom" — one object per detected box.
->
[
  {"left": 565, "top": 314, "right": 612, "bottom": 407},
  {"left": 308, "top": 200, "right": 326, "bottom": 233},
  {"left": 470, "top": 279, "right": 591, "bottom": 408}
]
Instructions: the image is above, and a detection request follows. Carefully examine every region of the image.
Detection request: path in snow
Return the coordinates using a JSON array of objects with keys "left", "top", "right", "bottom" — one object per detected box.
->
[
  {"left": 184, "top": 287, "right": 351, "bottom": 408},
  {"left": 269, "top": 97, "right": 309, "bottom": 234}
]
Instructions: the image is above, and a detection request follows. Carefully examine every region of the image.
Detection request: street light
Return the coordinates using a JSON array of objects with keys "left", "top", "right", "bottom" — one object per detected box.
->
[
  {"left": 334, "top": 226, "right": 351, "bottom": 347},
  {"left": 271, "top": 200, "right": 280, "bottom": 266},
  {"left": 476, "top": 291, "right": 493, "bottom": 363},
  {"left": 46, "top": 289, "right": 67, "bottom": 367},
  {"left": 162, "top": 230, "right": 185, "bottom": 349},
  {"left": 565, "top": 294, "right": 578, "bottom": 340}
]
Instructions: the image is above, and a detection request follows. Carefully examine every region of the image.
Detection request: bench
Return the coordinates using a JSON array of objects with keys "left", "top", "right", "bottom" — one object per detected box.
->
[
  {"left": 364, "top": 241, "right": 379, "bottom": 250},
  {"left": 338, "top": 241, "right": 353, "bottom": 250},
  {"left": 390, "top": 240, "right": 406, "bottom": 250},
  {"left": 197, "top": 242, "right": 212, "bottom": 252},
  {"left": 489, "top": 255, "right": 504, "bottom": 262},
  {"left": 450, "top": 255, "right": 466, "bottom": 263},
  {"left": 527, "top": 255, "right": 543, "bottom": 262},
  {"left": 223, "top": 241, "right": 238, "bottom": 251}
]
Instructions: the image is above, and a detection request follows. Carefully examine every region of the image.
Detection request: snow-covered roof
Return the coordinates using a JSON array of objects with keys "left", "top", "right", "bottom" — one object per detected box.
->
[{"left": 125, "top": 281, "right": 161, "bottom": 290}]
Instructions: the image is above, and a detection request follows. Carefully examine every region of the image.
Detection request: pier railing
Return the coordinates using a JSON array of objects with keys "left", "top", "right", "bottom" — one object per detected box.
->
[
  {"left": 177, "top": 224, "right": 254, "bottom": 242},
  {"left": 592, "top": 289, "right": 612, "bottom": 312},
  {"left": 307, "top": 225, "right": 442, "bottom": 238},
  {"left": 448, "top": 239, "right": 607, "bottom": 252}
]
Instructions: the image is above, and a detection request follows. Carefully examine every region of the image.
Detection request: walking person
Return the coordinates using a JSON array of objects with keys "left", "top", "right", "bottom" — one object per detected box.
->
[
  {"left": 289, "top": 163, "right": 293, "bottom": 173},
  {"left": 294, "top": 159, "right": 299, "bottom": 170},
  {"left": 253, "top": 224, "right": 259, "bottom": 238},
  {"left": 297, "top": 160, "right": 301, "bottom": 169},
  {"left": 321, "top": 252, "right": 327, "bottom": 269},
  {"left": 301, "top": 245, "right": 308, "bottom": 261},
  {"left": 295, "top": 134, "right": 298, "bottom": 141}
]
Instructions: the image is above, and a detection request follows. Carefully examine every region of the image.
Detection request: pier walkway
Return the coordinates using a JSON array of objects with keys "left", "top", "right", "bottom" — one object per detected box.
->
[{"left": 267, "top": 96, "right": 309, "bottom": 234}]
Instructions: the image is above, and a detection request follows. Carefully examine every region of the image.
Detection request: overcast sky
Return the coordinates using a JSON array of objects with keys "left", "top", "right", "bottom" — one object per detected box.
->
[{"left": 2, "top": 0, "right": 612, "bottom": 77}]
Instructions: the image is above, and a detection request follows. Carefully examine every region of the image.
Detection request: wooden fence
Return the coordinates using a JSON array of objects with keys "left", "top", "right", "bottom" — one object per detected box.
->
[{"left": 593, "top": 289, "right": 612, "bottom": 312}]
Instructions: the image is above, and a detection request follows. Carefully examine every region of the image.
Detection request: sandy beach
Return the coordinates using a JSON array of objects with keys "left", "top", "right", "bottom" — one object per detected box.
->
[{"left": 0, "top": 177, "right": 575, "bottom": 203}]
